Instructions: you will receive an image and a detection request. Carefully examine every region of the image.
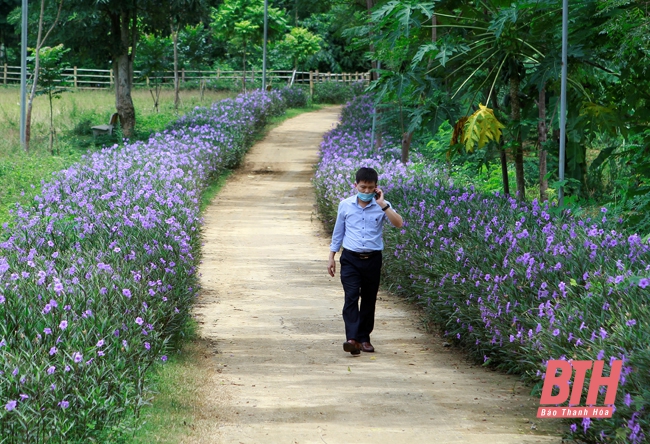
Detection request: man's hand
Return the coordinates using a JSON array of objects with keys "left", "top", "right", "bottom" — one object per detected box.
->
[
  {"left": 328, "top": 252, "right": 336, "bottom": 277},
  {"left": 374, "top": 187, "right": 386, "bottom": 207}
]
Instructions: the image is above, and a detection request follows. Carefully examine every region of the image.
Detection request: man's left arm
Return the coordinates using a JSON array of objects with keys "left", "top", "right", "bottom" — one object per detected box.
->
[
  {"left": 375, "top": 192, "right": 403, "bottom": 228},
  {"left": 383, "top": 204, "right": 403, "bottom": 228}
]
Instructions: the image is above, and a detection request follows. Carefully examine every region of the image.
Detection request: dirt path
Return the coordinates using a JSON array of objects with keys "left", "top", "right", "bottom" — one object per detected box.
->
[{"left": 191, "top": 107, "right": 564, "bottom": 444}]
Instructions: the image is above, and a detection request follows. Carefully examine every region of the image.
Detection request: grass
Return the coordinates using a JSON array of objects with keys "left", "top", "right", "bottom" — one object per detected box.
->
[
  {"left": 0, "top": 86, "right": 234, "bottom": 223},
  {"left": 127, "top": 104, "right": 329, "bottom": 443}
]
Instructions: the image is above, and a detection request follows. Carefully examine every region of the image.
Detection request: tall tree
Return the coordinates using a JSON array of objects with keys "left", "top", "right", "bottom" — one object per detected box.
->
[
  {"left": 211, "top": 0, "right": 288, "bottom": 91},
  {"left": 48, "top": 0, "right": 185, "bottom": 137}
]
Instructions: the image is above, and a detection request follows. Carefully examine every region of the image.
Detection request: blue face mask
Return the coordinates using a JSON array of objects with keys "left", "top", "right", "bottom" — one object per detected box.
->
[{"left": 357, "top": 192, "right": 375, "bottom": 202}]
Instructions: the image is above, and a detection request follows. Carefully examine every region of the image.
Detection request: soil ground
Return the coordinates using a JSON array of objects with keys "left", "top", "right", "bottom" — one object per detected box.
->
[{"left": 190, "top": 106, "right": 566, "bottom": 443}]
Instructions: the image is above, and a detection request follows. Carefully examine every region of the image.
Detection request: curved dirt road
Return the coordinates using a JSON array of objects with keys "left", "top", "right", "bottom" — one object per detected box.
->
[{"left": 192, "top": 107, "right": 564, "bottom": 444}]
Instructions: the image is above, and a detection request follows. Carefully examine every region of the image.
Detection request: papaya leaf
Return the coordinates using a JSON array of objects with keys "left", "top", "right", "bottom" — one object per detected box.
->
[{"left": 461, "top": 104, "right": 505, "bottom": 153}]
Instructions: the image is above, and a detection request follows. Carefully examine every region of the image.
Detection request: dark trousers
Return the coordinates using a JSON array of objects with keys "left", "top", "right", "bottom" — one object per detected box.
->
[{"left": 340, "top": 249, "right": 382, "bottom": 343}]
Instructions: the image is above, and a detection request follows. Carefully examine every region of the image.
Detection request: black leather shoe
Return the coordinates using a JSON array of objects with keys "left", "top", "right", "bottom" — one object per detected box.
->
[{"left": 343, "top": 340, "right": 361, "bottom": 355}]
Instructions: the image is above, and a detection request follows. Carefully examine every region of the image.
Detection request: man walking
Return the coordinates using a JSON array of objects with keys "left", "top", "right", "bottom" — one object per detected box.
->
[{"left": 327, "top": 167, "right": 403, "bottom": 355}]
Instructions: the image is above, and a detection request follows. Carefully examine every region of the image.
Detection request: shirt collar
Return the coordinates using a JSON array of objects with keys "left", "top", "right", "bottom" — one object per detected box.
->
[{"left": 355, "top": 197, "right": 376, "bottom": 208}]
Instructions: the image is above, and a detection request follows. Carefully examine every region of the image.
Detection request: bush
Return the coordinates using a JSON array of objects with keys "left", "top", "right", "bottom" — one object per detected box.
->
[
  {"left": 279, "top": 86, "right": 308, "bottom": 108},
  {"left": 312, "top": 81, "right": 365, "bottom": 104},
  {"left": 314, "top": 95, "right": 650, "bottom": 444},
  {"left": 0, "top": 90, "right": 285, "bottom": 442}
]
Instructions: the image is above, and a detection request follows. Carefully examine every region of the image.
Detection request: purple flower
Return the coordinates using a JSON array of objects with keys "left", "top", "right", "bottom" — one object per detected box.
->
[
  {"left": 639, "top": 278, "right": 649, "bottom": 289},
  {"left": 624, "top": 393, "right": 632, "bottom": 407},
  {"left": 597, "top": 350, "right": 605, "bottom": 360},
  {"left": 59, "top": 320, "right": 68, "bottom": 330},
  {"left": 122, "top": 289, "right": 132, "bottom": 298},
  {"left": 161, "top": 355, "right": 168, "bottom": 362},
  {"left": 552, "top": 329, "right": 560, "bottom": 336},
  {"left": 5, "top": 400, "right": 17, "bottom": 411},
  {"left": 47, "top": 366, "right": 56, "bottom": 375},
  {"left": 135, "top": 317, "right": 144, "bottom": 325},
  {"left": 52, "top": 279, "right": 64, "bottom": 294},
  {"left": 144, "top": 342, "right": 151, "bottom": 350},
  {"left": 58, "top": 400, "right": 69, "bottom": 409},
  {"left": 73, "top": 352, "right": 83, "bottom": 363},
  {"left": 49, "top": 346, "right": 57, "bottom": 355},
  {"left": 627, "top": 319, "right": 637, "bottom": 327}
]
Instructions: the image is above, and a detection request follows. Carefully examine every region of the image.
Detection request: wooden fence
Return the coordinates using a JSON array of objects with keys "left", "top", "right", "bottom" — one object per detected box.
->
[{"left": 1, "top": 64, "right": 370, "bottom": 89}]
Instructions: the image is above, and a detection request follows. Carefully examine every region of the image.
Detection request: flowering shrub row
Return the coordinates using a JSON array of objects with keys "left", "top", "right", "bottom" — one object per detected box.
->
[
  {"left": 314, "top": 95, "right": 650, "bottom": 443},
  {"left": 0, "top": 90, "right": 286, "bottom": 442}
]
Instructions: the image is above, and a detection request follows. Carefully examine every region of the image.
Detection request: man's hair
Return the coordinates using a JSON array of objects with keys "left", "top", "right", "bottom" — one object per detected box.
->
[{"left": 355, "top": 167, "right": 378, "bottom": 184}]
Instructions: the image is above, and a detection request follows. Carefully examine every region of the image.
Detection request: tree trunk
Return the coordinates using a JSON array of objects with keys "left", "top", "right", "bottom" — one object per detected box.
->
[
  {"left": 110, "top": 10, "right": 137, "bottom": 138},
  {"left": 171, "top": 22, "right": 180, "bottom": 111},
  {"left": 114, "top": 53, "right": 135, "bottom": 137},
  {"left": 491, "top": 94, "right": 509, "bottom": 196},
  {"left": 510, "top": 72, "right": 526, "bottom": 200},
  {"left": 401, "top": 131, "right": 412, "bottom": 164},
  {"left": 499, "top": 142, "right": 510, "bottom": 197},
  {"left": 538, "top": 85, "right": 548, "bottom": 201},
  {"left": 366, "top": 0, "right": 378, "bottom": 81},
  {"left": 427, "top": 14, "right": 437, "bottom": 69},
  {"left": 242, "top": 41, "right": 247, "bottom": 92}
]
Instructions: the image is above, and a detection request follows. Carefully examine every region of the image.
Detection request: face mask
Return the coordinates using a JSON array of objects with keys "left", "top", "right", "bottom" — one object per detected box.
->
[{"left": 357, "top": 191, "right": 375, "bottom": 202}]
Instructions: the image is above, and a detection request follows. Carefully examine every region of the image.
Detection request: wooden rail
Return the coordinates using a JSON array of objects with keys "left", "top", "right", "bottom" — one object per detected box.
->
[{"left": 1, "top": 64, "right": 370, "bottom": 89}]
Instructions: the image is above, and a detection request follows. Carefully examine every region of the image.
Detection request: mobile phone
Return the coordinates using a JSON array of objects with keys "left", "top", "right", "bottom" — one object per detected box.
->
[{"left": 374, "top": 190, "right": 381, "bottom": 199}]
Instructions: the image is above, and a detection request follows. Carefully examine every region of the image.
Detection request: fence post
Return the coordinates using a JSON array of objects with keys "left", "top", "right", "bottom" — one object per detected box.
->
[
  {"left": 315, "top": 69, "right": 319, "bottom": 84},
  {"left": 327, "top": 71, "right": 331, "bottom": 82},
  {"left": 181, "top": 68, "right": 185, "bottom": 83},
  {"left": 217, "top": 68, "right": 221, "bottom": 80},
  {"left": 355, "top": 71, "right": 359, "bottom": 82},
  {"left": 73, "top": 66, "right": 78, "bottom": 87},
  {"left": 109, "top": 68, "right": 114, "bottom": 87},
  {"left": 3, "top": 64, "right": 6, "bottom": 84},
  {"left": 309, "top": 71, "right": 314, "bottom": 99}
]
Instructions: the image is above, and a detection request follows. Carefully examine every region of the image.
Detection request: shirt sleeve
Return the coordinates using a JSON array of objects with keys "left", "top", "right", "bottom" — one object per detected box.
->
[
  {"left": 383, "top": 200, "right": 396, "bottom": 227},
  {"left": 330, "top": 201, "right": 346, "bottom": 252}
]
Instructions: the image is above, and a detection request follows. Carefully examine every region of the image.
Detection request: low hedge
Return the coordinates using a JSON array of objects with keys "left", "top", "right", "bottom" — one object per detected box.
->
[{"left": 0, "top": 90, "right": 286, "bottom": 442}]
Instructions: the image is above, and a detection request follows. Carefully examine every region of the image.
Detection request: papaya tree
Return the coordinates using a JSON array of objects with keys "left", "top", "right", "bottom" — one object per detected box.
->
[{"left": 409, "top": 0, "right": 563, "bottom": 200}]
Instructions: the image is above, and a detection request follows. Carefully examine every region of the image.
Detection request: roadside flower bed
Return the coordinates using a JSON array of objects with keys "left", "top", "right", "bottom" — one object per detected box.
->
[
  {"left": 314, "top": 95, "right": 650, "bottom": 443},
  {"left": 0, "top": 90, "right": 286, "bottom": 442}
]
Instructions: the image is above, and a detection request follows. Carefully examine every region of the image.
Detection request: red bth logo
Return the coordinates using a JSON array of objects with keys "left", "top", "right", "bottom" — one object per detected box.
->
[{"left": 537, "top": 360, "right": 622, "bottom": 419}]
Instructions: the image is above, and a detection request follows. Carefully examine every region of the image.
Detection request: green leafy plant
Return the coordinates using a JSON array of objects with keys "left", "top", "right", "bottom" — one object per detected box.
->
[{"left": 31, "top": 44, "right": 70, "bottom": 154}]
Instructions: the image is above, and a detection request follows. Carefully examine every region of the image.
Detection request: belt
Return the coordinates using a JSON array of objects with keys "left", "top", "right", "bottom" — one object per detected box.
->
[{"left": 343, "top": 248, "right": 382, "bottom": 259}]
